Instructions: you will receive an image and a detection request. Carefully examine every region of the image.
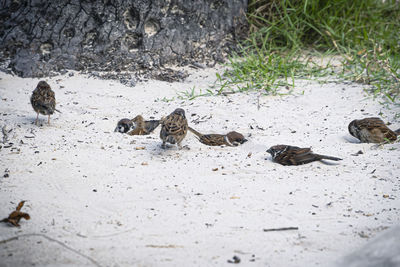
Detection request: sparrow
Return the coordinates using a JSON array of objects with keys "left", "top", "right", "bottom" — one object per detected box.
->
[
  {"left": 160, "top": 108, "right": 188, "bottom": 149},
  {"left": 127, "top": 115, "right": 160, "bottom": 136},
  {"left": 114, "top": 116, "right": 160, "bottom": 135},
  {"left": 266, "top": 145, "right": 342, "bottom": 166},
  {"left": 188, "top": 126, "right": 247, "bottom": 146},
  {"left": 114, "top": 118, "right": 133, "bottom": 133},
  {"left": 348, "top": 117, "right": 400, "bottom": 143},
  {"left": 30, "top": 81, "right": 60, "bottom": 125}
]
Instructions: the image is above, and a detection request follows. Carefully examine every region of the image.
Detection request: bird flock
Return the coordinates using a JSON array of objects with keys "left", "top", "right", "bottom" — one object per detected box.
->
[{"left": 31, "top": 81, "right": 400, "bottom": 166}]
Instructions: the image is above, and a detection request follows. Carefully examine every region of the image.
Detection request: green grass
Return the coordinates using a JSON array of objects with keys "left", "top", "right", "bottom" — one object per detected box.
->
[
  {"left": 176, "top": 86, "right": 213, "bottom": 100},
  {"left": 215, "top": 0, "right": 400, "bottom": 102}
]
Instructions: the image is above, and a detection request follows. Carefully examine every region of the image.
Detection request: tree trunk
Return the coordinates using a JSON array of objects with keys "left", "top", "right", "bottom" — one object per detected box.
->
[{"left": 0, "top": 0, "right": 248, "bottom": 81}]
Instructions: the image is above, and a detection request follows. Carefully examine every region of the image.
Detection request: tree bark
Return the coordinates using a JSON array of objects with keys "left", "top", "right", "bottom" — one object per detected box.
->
[{"left": 0, "top": 0, "right": 248, "bottom": 80}]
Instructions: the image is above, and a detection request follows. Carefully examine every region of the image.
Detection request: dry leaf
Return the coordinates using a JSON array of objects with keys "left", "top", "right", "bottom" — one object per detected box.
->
[
  {"left": 247, "top": 152, "right": 252, "bottom": 158},
  {"left": 1, "top": 201, "right": 30, "bottom": 227},
  {"left": 135, "top": 146, "right": 146, "bottom": 150},
  {"left": 212, "top": 168, "right": 218, "bottom": 171},
  {"left": 383, "top": 194, "right": 389, "bottom": 198},
  {"left": 230, "top": 196, "right": 240, "bottom": 199},
  {"left": 16, "top": 201, "right": 25, "bottom": 211},
  {"left": 141, "top": 162, "right": 148, "bottom": 166}
]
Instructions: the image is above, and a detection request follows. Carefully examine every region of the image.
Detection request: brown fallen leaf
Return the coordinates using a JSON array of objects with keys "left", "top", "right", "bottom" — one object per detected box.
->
[
  {"left": 247, "top": 152, "right": 252, "bottom": 158},
  {"left": 383, "top": 194, "right": 389, "bottom": 198},
  {"left": 230, "top": 196, "right": 240, "bottom": 199},
  {"left": 212, "top": 168, "right": 218, "bottom": 171},
  {"left": 135, "top": 146, "right": 146, "bottom": 150},
  {"left": 1, "top": 201, "right": 30, "bottom": 227},
  {"left": 141, "top": 162, "right": 148, "bottom": 166}
]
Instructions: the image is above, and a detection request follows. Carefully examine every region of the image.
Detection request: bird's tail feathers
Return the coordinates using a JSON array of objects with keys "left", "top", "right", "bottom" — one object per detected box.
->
[
  {"left": 188, "top": 126, "right": 203, "bottom": 138},
  {"left": 145, "top": 120, "right": 160, "bottom": 132},
  {"left": 317, "top": 154, "right": 342, "bottom": 161}
]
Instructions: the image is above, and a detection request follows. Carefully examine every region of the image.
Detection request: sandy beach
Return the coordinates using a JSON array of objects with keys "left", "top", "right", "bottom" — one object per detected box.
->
[{"left": 0, "top": 67, "right": 399, "bottom": 266}]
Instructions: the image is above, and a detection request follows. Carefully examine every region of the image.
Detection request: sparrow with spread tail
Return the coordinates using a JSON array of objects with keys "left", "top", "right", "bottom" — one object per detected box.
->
[
  {"left": 30, "top": 81, "right": 60, "bottom": 125},
  {"left": 348, "top": 117, "right": 400, "bottom": 143},
  {"left": 160, "top": 108, "right": 188, "bottom": 149},
  {"left": 114, "top": 115, "right": 160, "bottom": 135},
  {"left": 127, "top": 115, "right": 160, "bottom": 136},
  {"left": 266, "top": 145, "right": 342, "bottom": 166},
  {"left": 188, "top": 126, "right": 247, "bottom": 146}
]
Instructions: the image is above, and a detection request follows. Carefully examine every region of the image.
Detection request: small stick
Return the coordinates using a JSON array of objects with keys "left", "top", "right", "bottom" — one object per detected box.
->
[
  {"left": 222, "top": 91, "right": 236, "bottom": 96},
  {"left": 263, "top": 227, "right": 299, "bottom": 232},
  {"left": 2, "top": 125, "right": 9, "bottom": 144}
]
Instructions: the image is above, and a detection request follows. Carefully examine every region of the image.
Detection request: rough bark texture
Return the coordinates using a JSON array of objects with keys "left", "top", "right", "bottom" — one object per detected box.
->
[{"left": 0, "top": 0, "right": 248, "bottom": 81}]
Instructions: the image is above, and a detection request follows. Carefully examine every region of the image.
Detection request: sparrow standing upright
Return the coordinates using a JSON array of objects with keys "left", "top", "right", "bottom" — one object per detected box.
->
[
  {"left": 30, "top": 81, "right": 59, "bottom": 125},
  {"left": 160, "top": 108, "right": 188, "bottom": 149},
  {"left": 266, "top": 145, "right": 342, "bottom": 166},
  {"left": 188, "top": 126, "right": 247, "bottom": 146},
  {"left": 348, "top": 117, "right": 399, "bottom": 143}
]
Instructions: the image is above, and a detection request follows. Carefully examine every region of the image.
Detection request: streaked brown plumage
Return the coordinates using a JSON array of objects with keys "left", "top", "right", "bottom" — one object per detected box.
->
[
  {"left": 114, "top": 115, "right": 160, "bottom": 135},
  {"left": 160, "top": 108, "right": 188, "bottom": 149},
  {"left": 30, "top": 81, "right": 59, "bottom": 125},
  {"left": 188, "top": 126, "right": 247, "bottom": 146},
  {"left": 266, "top": 145, "right": 342, "bottom": 166},
  {"left": 348, "top": 117, "right": 399, "bottom": 143},
  {"left": 127, "top": 115, "right": 160, "bottom": 136}
]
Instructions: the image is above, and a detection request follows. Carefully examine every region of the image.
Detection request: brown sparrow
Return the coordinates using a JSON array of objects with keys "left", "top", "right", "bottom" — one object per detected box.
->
[
  {"left": 160, "top": 108, "right": 188, "bottom": 149},
  {"left": 188, "top": 126, "right": 247, "bottom": 146},
  {"left": 114, "top": 116, "right": 160, "bottom": 135},
  {"left": 30, "top": 81, "right": 60, "bottom": 125},
  {"left": 114, "top": 118, "right": 134, "bottom": 133},
  {"left": 127, "top": 115, "right": 160, "bottom": 136},
  {"left": 267, "top": 145, "right": 342, "bottom": 166},
  {"left": 348, "top": 117, "right": 399, "bottom": 143}
]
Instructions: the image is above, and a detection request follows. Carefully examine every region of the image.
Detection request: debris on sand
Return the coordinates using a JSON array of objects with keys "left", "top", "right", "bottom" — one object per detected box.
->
[
  {"left": 227, "top": 255, "right": 241, "bottom": 264},
  {"left": 1, "top": 201, "right": 30, "bottom": 227}
]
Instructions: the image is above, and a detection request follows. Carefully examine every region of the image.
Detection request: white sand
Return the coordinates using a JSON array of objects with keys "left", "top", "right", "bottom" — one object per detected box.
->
[{"left": 0, "top": 67, "right": 399, "bottom": 267}]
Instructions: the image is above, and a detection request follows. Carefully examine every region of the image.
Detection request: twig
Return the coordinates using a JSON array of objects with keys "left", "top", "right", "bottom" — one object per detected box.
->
[
  {"left": 0, "top": 233, "right": 102, "bottom": 267},
  {"left": 263, "top": 227, "right": 299, "bottom": 232},
  {"left": 190, "top": 62, "right": 206, "bottom": 69},
  {"left": 257, "top": 92, "right": 261, "bottom": 110},
  {"left": 2, "top": 125, "right": 9, "bottom": 144},
  {"left": 222, "top": 91, "right": 236, "bottom": 96}
]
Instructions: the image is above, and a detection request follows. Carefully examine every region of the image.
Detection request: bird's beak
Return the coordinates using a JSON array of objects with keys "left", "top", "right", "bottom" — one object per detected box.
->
[
  {"left": 266, "top": 148, "right": 271, "bottom": 154},
  {"left": 114, "top": 127, "right": 119, "bottom": 132},
  {"left": 241, "top": 139, "right": 248, "bottom": 144}
]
